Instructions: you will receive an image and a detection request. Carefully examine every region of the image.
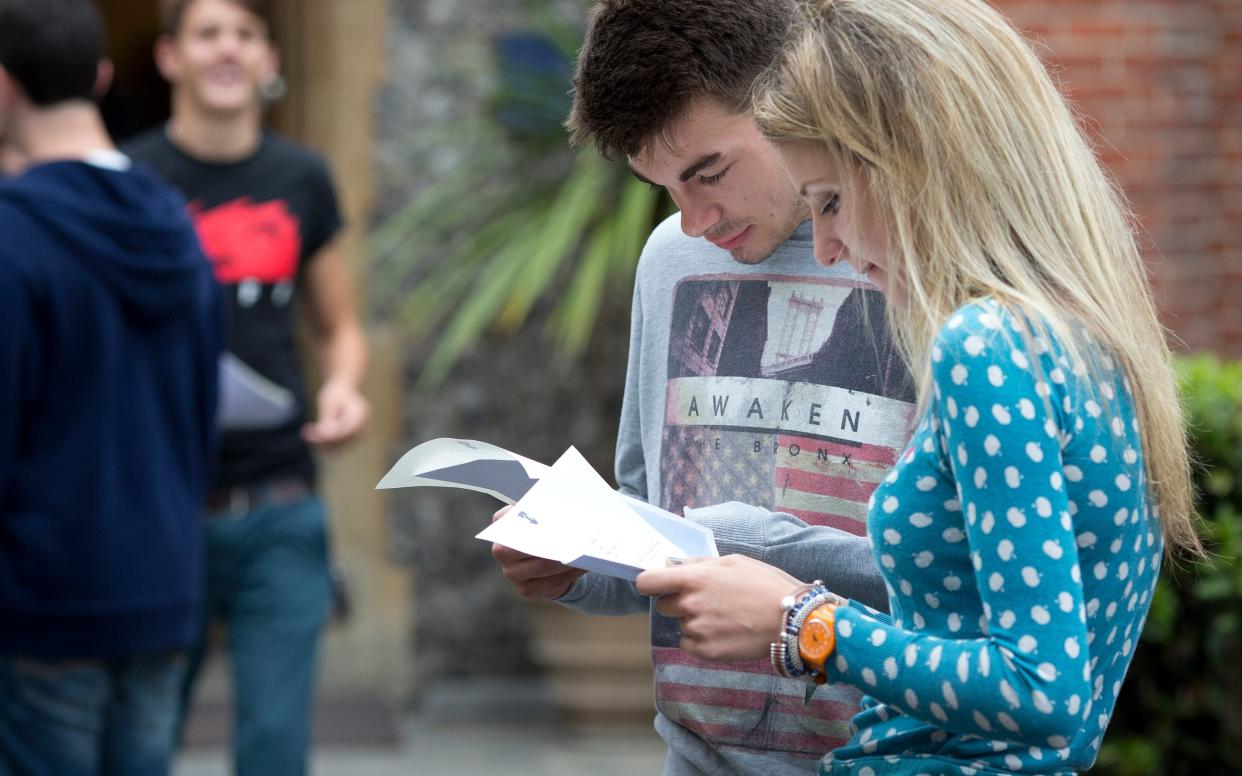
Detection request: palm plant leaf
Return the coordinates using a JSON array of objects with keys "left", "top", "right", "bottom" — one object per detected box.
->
[
  {"left": 368, "top": 2, "right": 673, "bottom": 388},
  {"left": 497, "top": 153, "right": 608, "bottom": 330},
  {"left": 417, "top": 220, "right": 547, "bottom": 386}
]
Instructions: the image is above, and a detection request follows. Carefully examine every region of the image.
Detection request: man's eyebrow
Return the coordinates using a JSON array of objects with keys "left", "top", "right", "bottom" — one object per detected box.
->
[
  {"left": 627, "top": 164, "right": 656, "bottom": 187},
  {"left": 626, "top": 152, "right": 724, "bottom": 186},
  {"left": 678, "top": 153, "right": 723, "bottom": 183}
]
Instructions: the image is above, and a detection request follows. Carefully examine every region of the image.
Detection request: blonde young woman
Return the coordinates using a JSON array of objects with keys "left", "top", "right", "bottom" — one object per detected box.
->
[{"left": 635, "top": 0, "right": 1203, "bottom": 773}]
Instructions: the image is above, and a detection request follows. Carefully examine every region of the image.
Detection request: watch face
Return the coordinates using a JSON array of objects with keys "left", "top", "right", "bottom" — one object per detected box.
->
[{"left": 799, "top": 618, "right": 833, "bottom": 663}]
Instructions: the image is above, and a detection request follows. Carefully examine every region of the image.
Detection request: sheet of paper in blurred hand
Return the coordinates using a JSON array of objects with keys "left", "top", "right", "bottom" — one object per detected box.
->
[{"left": 218, "top": 352, "right": 298, "bottom": 430}]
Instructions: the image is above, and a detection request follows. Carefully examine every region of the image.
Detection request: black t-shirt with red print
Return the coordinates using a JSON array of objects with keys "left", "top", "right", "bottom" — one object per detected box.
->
[{"left": 124, "top": 128, "right": 343, "bottom": 489}]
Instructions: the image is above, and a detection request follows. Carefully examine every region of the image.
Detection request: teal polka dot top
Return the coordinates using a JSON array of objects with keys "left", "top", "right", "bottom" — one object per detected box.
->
[{"left": 819, "top": 299, "right": 1163, "bottom": 776}]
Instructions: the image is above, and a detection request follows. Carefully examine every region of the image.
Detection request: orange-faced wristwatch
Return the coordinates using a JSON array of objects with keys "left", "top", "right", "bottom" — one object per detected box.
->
[
  {"left": 797, "top": 602, "right": 841, "bottom": 675},
  {"left": 773, "top": 584, "right": 846, "bottom": 684}
]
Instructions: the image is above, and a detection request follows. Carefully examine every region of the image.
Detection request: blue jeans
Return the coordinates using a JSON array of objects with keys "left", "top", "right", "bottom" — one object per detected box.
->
[
  {"left": 184, "top": 494, "right": 332, "bottom": 776},
  {"left": 0, "top": 652, "right": 187, "bottom": 776}
]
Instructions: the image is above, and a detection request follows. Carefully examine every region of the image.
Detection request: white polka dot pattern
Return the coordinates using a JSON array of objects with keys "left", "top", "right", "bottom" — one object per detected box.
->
[{"left": 821, "top": 300, "right": 1161, "bottom": 776}]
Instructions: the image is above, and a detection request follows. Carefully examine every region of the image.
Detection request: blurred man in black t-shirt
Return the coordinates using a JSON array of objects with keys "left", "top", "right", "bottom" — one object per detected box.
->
[{"left": 124, "top": 1, "right": 368, "bottom": 772}]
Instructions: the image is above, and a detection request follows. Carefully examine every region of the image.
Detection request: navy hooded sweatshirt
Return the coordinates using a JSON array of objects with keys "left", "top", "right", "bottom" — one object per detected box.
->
[{"left": 0, "top": 159, "right": 223, "bottom": 659}]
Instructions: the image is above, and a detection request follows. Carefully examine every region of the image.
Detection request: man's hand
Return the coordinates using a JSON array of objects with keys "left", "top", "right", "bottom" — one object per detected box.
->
[
  {"left": 490, "top": 506, "right": 585, "bottom": 600},
  {"left": 636, "top": 555, "right": 804, "bottom": 662},
  {"left": 302, "top": 378, "right": 369, "bottom": 446}
]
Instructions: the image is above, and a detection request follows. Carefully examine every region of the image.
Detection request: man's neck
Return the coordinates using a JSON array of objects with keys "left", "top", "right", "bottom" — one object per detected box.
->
[
  {"left": 11, "top": 102, "right": 116, "bottom": 167},
  {"left": 166, "top": 99, "right": 263, "bottom": 163}
]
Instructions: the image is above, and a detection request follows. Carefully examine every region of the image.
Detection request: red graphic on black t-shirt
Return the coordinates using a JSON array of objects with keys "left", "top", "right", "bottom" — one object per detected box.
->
[{"left": 190, "top": 198, "right": 302, "bottom": 284}]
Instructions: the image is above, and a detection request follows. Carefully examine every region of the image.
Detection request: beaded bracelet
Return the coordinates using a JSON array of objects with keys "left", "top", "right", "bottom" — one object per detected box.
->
[
  {"left": 770, "top": 582, "right": 816, "bottom": 678},
  {"left": 770, "top": 581, "right": 828, "bottom": 680},
  {"left": 775, "top": 584, "right": 847, "bottom": 684}
]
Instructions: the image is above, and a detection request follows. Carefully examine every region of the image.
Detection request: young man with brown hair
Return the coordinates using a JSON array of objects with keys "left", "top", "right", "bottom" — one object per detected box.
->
[
  {"left": 492, "top": 1, "right": 916, "bottom": 774},
  {"left": 0, "top": 1, "right": 222, "bottom": 773},
  {"left": 123, "top": 0, "right": 368, "bottom": 773}
]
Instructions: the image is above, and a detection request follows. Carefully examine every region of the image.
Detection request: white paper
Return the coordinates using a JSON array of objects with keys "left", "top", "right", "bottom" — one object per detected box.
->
[
  {"left": 621, "top": 493, "right": 718, "bottom": 559},
  {"left": 218, "top": 352, "right": 298, "bottom": 430},
  {"left": 377, "top": 438, "right": 717, "bottom": 580},
  {"left": 476, "top": 447, "right": 688, "bottom": 579},
  {"left": 375, "top": 437, "right": 550, "bottom": 503}
]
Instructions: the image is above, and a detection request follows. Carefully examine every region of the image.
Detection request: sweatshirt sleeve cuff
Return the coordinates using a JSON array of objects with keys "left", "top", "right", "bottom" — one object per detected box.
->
[{"left": 682, "top": 501, "right": 769, "bottom": 559}]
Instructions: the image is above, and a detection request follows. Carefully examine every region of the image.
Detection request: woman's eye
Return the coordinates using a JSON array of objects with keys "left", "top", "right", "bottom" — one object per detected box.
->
[{"left": 820, "top": 193, "right": 841, "bottom": 216}]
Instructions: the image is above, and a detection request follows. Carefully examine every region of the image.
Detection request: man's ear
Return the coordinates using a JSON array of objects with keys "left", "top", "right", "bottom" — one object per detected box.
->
[
  {"left": 0, "top": 67, "right": 28, "bottom": 178},
  {"left": 154, "top": 35, "right": 179, "bottom": 83},
  {"left": 262, "top": 42, "right": 280, "bottom": 84},
  {"left": 93, "top": 59, "right": 115, "bottom": 101},
  {"left": 0, "top": 65, "right": 26, "bottom": 116}
]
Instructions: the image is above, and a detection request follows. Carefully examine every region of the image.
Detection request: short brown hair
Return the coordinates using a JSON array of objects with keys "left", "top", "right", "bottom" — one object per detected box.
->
[
  {"left": 160, "top": 0, "right": 274, "bottom": 38},
  {"left": 566, "top": 0, "right": 795, "bottom": 159}
]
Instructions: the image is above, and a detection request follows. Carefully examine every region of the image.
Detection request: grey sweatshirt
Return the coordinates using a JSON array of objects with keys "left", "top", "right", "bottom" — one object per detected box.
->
[{"left": 559, "top": 215, "right": 918, "bottom": 775}]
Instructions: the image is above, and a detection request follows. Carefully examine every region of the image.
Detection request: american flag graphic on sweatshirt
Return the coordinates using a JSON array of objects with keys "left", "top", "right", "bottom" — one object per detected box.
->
[{"left": 654, "top": 275, "right": 916, "bottom": 760}]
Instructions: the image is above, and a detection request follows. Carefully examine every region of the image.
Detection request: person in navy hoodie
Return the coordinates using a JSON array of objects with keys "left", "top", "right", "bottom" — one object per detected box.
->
[{"left": 0, "top": 1, "right": 223, "bottom": 774}]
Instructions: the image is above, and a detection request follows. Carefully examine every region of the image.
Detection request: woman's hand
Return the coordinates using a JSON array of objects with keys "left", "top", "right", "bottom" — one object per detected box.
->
[{"left": 636, "top": 555, "right": 805, "bottom": 662}]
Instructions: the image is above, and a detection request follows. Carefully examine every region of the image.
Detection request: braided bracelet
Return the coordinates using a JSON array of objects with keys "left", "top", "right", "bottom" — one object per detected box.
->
[
  {"left": 770, "top": 582, "right": 818, "bottom": 678},
  {"left": 770, "top": 581, "right": 827, "bottom": 680}
]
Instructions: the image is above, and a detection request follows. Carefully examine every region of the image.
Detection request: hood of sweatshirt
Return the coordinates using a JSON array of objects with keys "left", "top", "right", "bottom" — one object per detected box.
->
[{"left": 1, "top": 159, "right": 211, "bottom": 323}]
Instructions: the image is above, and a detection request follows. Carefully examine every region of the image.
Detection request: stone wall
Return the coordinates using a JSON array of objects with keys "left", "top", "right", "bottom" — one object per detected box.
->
[{"left": 372, "top": 0, "right": 629, "bottom": 690}]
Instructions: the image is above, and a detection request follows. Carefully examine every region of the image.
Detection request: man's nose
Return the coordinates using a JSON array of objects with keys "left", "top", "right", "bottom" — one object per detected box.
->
[
  {"left": 678, "top": 195, "right": 723, "bottom": 239},
  {"left": 214, "top": 31, "right": 243, "bottom": 56}
]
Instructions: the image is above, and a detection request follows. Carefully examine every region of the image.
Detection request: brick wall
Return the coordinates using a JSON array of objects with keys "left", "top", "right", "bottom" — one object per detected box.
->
[{"left": 999, "top": 0, "right": 1242, "bottom": 357}]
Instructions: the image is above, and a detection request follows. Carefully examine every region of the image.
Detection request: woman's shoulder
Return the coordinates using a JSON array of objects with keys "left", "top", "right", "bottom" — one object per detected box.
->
[
  {"left": 927, "top": 297, "right": 1079, "bottom": 395},
  {"left": 931, "top": 298, "right": 1029, "bottom": 361},
  {"left": 929, "top": 297, "right": 1099, "bottom": 411}
]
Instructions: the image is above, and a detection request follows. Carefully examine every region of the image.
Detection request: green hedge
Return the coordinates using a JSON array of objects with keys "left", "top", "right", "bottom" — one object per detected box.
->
[{"left": 1096, "top": 355, "right": 1242, "bottom": 775}]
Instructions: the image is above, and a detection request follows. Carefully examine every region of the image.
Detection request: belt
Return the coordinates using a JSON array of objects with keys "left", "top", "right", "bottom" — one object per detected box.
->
[{"left": 205, "top": 476, "right": 312, "bottom": 518}]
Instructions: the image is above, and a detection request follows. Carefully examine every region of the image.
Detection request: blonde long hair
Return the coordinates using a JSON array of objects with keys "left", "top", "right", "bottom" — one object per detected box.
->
[{"left": 754, "top": 0, "right": 1202, "bottom": 557}]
